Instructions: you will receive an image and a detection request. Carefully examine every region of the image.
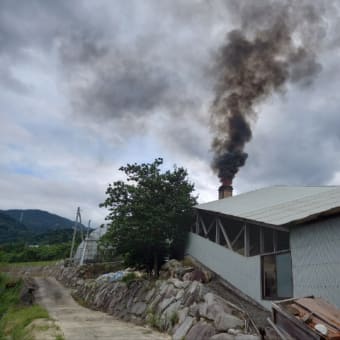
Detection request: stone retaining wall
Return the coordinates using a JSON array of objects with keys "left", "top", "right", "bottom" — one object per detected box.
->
[{"left": 55, "top": 265, "right": 260, "bottom": 340}]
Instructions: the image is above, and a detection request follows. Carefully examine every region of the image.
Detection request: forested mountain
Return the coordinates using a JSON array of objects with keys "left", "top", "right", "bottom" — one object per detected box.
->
[
  {"left": 0, "top": 212, "right": 30, "bottom": 244},
  {"left": 0, "top": 209, "right": 87, "bottom": 245},
  {"left": 0, "top": 209, "right": 77, "bottom": 233},
  {"left": 0, "top": 209, "right": 89, "bottom": 262}
]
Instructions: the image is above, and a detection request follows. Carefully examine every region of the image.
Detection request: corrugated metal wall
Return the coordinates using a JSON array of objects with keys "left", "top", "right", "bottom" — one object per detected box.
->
[
  {"left": 290, "top": 215, "right": 340, "bottom": 308},
  {"left": 186, "top": 232, "right": 271, "bottom": 309}
]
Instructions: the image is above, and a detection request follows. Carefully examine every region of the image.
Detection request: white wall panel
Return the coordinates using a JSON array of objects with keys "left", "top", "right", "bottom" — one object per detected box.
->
[
  {"left": 186, "top": 232, "right": 271, "bottom": 309},
  {"left": 290, "top": 216, "right": 340, "bottom": 308}
]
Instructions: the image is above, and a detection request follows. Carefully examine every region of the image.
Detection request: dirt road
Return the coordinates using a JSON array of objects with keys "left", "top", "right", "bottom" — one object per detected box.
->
[{"left": 34, "top": 277, "right": 170, "bottom": 340}]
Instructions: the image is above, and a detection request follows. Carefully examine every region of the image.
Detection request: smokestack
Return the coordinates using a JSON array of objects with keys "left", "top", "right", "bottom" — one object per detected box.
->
[
  {"left": 218, "top": 184, "right": 233, "bottom": 199},
  {"left": 218, "top": 179, "right": 233, "bottom": 199}
]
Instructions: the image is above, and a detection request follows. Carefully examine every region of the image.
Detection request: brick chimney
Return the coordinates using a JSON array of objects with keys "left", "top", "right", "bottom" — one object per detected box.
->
[{"left": 218, "top": 184, "right": 233, "bottom": 199}]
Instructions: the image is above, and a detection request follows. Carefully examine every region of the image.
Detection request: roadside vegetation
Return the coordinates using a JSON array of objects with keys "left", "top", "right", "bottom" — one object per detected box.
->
[
  {"left": 0, "top": 273, "right": 63, "bottom": 340},
  {"left": 0, "top": 242, "right": 72, "bottom": 263},
  {"left": 0, "top": 211, "right": 83, "bottom": 264},
  {"left": 0, "top": 260, "right": 59, "bottom": 272},
  {"left": 100, "top": 158, "right": 196, "bottom": 276}
]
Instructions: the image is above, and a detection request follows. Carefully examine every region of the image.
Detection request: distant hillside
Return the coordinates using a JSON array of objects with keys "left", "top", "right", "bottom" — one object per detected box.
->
[
  {"left": 0, "top": 209, "right": 81, "bottom": 234},
  {"left": 0, "top": 212, "right": 30, "bottom": 244},
  {"left": 0, "top": 209, "right": 89, "bottom": 245}
]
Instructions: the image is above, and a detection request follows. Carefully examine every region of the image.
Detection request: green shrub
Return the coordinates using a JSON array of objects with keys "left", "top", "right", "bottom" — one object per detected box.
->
[{"left": 121, "top": 272, "right": 137, "bottom": 283}]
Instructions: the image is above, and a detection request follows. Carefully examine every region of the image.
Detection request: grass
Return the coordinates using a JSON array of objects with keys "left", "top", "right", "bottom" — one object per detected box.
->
[
  {"left": 0, "top": 260, "right": 59, "bottom": 270},
  {"left": 0, "top": 305, "right": 49, "bottom": 340},
  {"left": 0, "top": 273, "right": 59, "bottom": 340},
  {"left": 0, "top": 274, "right": 21, "bottom": 318}
]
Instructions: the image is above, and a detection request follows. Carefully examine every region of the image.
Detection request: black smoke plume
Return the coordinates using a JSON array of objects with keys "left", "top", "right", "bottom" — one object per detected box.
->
[{"left": 211, "top": 1, "right": 325, "bottom": 183}]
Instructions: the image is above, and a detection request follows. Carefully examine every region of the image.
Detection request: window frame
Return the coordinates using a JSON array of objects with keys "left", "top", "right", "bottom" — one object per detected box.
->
[{"left": 261, "top": 250, "right": 293, "bottom": 300}]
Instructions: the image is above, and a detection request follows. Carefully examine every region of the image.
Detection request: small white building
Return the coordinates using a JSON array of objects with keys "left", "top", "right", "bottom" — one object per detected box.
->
[{"left": 186, "top": 186, "right": 340, "bottom": 309}]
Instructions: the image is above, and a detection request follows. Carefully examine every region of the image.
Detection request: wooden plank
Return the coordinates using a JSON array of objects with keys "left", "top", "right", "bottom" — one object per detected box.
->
[
  {"left": 291, "top": 304, "right": 340, "bottom": 337},
  {"left": 296, "top": 298, "right": 340, "bottom": 329}
]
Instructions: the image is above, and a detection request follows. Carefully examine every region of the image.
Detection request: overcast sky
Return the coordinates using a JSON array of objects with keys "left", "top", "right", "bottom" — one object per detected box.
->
[{"left": 1, "top": 0, "right": 340, "bottom": 226}]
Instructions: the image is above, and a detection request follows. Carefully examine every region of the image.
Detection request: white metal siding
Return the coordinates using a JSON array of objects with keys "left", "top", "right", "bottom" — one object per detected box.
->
[
  {"left": 186, "top": 232, "right": 272, "bottom": 309},
  {"left": 290, "top": 216, "right": 340, "bottom": 308}
]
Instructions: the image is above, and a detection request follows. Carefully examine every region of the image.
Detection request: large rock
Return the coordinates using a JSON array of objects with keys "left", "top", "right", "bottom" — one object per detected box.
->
[
  {"left": 199, "top": 294, "right": 232, "bottom": 321},
  {"left": 168, "top": 278, "right": 189, "bottom": 289},
  {"left": 177, "top": 307, "right": 189, "bottom": 324},
  {"left": 182, "top": 281, "right": 203, "bottom": 306},
  {"left": 183, "top": 269, "right": 211, "bottom": 283},
  {"left": 160, "top": 300, "right": 181, "bottom": 331},
  {"left": 207, "top": 303, "right": 231, "bottom": 321},
  {"left": 234, "top": 335, "right": 261, "bottom": 340},
  {"left": 204, "top": 292, "right": 215, "bottom": 304},
  {"left": 186, "top": 321, "right": 216, "bottom": 340},
  {"left": 130, "top": 301, "right": 147, "bottom": 316},
  {"left": 157, "top": 296, "right": 176, "bottom": 314},
  {"left": 172, "top": 316, "right": 194, "bottom": 340},
  {"left": 210, "top": 334, "right": 235, "bottom": 340},
  {"left": 214, "top": 313, "right": 244, "bottom": 331},
  {"left": 144, "top": 287, "right": 155, "bottom": 302},
  {"left": 189, "top": 302, "right": 200, "bottom": 317}
]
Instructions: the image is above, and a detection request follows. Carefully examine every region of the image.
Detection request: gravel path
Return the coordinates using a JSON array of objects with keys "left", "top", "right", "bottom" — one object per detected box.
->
[{"left": 34, "top": 277, "right": 170, "bottom": 340}]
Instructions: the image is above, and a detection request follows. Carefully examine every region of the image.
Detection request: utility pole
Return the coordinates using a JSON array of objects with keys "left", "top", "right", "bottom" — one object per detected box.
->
[
  {"left": 80, "top": 220, "right": 91, "bottom": 266},
  {"left": 69, "top": 207, "right": 82, "bottom": 265}
]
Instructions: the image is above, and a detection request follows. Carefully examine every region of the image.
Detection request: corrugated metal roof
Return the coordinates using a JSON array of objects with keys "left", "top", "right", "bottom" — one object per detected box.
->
[{"left": 196, "top": 186, "right": 340, "bottom": 226}]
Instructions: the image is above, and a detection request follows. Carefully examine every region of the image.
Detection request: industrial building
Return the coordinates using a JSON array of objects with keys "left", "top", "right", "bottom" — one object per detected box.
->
[{"left": 186, "top": 185, "right": 340, "bottom": 309}]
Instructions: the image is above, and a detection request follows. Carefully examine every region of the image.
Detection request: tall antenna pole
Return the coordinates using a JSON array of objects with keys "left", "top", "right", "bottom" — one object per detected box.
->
[
  {"left": 69, "top": 207, "right": 81, "bottom": 265},
  {"left": 79, "top": 208, "right": 84, "bottom": 242}
]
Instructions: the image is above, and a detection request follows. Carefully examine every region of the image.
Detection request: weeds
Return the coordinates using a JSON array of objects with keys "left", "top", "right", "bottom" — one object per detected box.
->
[
  {"left": 170, "top": 311, "right": 179, "bottom": 326},
  {"left": 0, "top": 305, "right": 49, "bottom": 339},
  {"left": 0, "top": 273, "right": 53, "bottom": 340},
  {"left": 122, "top": 272, "right": 138, "bottom": 283}
]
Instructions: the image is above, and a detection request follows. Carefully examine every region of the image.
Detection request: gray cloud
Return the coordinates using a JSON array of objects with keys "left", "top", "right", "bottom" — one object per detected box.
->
[{"left": 1, "top": 0, "right": 340, "bottom": 222}]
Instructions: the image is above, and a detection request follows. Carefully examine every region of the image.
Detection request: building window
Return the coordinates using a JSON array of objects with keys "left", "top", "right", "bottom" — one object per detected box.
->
[{"left": 262, "top": 252, "right": 293, "bottom": 300}]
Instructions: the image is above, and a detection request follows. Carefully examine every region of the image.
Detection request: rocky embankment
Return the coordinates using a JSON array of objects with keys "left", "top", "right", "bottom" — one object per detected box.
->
[{"left": 55, "top": 265, "right": 261, "bottom": 340}]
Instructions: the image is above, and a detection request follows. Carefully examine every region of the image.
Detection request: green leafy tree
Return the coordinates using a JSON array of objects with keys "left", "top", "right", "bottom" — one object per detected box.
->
[{"left": 100, "top": 158, "right": 196, "bottom": 276}]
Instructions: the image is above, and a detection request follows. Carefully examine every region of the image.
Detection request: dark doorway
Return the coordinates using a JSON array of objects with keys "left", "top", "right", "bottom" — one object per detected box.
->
[{"left": 262, "top": 251, "right": 293, "bottom": 300}]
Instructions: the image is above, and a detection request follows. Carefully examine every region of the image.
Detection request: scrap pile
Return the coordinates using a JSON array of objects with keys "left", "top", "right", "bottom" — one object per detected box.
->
[{"left": 269, "top": 297, "right": 340, "bottom": 340}]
